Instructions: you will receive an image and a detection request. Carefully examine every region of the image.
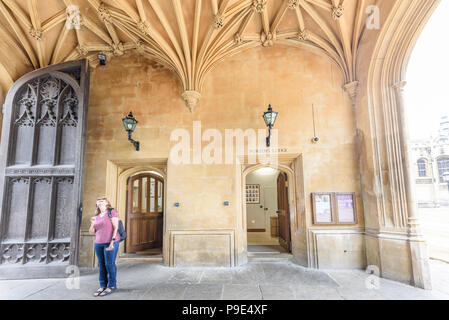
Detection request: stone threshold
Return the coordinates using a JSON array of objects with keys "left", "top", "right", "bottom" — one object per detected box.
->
[
  {"left": 248, "top": 251, "right": 294, "bottom": 262},
  {"left": 118, "top": 254, "right": 163, "bottom": 263}
]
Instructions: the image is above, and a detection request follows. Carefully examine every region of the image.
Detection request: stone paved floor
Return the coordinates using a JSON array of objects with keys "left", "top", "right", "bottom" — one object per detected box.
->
[
  {"left": 0, "top": 259, "right": 448, "bottom": 300},
  {"left": 419, "top": 207, "right": 449, "bottom": 262}
]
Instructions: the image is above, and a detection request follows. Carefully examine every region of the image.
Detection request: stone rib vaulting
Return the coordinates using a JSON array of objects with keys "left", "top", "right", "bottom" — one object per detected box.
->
[
  {"left": 0, "top": 0, "right": 364, "bottom": 111},
  {"left": 0, "top": 0, "right": 442, "bottom": 290}
]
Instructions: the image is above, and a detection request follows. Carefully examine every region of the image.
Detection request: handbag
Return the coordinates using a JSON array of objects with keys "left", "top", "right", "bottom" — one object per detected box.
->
[{"left": 107, "top": 208, "right": 126, "bottom": 242}]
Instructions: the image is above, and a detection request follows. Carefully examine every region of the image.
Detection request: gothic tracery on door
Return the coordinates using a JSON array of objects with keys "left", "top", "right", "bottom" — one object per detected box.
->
[
  {"left": 0, "top": 60, "right": 89, "bottom": 279},
  {"left": 126, "top": 173, "right": 164, "bottom": 253}
]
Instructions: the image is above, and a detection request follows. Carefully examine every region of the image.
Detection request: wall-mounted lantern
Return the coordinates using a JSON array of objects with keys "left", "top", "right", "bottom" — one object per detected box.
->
[
  {"left": 122, "top": 112, "right": 140, "bottom": 151},
  {"left": 263, "top": 104, "right": 278, "bottom": 147},
  {"left": 97, "top": 53, "right": 106, "bottom": 66}
]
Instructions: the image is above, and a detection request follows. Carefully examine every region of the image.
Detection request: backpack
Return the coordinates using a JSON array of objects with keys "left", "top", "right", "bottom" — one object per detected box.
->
[{"left": 107, "top": 208, "right": 126, "bottom": 242}]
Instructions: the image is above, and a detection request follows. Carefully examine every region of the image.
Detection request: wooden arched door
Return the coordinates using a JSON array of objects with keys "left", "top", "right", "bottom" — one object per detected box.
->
[
  {"left": 126, "top": 173, "right": 164, "bottom": 253},
  {"left": 277, "top": 172, "right": 291, "bottom": 252},
  {"left": 0, "top": 60, "right": 90, "bottom": 279}
]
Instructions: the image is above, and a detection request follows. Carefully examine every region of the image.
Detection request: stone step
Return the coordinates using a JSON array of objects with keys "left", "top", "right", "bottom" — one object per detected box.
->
[
  {"left": 248, "top": 252, "right": 293, "bottom": 261},
  {"left": 118, "top": 255, "right": 163, "bottom": 263}
]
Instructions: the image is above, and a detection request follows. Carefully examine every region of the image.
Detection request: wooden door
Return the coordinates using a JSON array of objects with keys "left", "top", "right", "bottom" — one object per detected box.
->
[
  {"left": 0, "top": 60, "right": 90, "bottom": 279},
  {"left": 277, "top": 172, "right": 291, "bottom": 252},
  {"left": 126, "top": 173, "right": 164, "bottom": 253}
]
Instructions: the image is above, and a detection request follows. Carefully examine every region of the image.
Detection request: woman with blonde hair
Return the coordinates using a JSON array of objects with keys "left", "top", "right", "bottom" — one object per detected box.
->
[{"left": 89, "top": 196, "right": 120, "bottom": 297}]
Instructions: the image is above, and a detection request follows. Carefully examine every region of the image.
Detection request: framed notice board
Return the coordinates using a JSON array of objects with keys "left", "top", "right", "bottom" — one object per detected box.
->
[
  {"left": 245, "top": 184, "right": 260, "bottom": 204},
  {"left": 311, "top": 192, "right": 357, "bottom": 225},
  {"left": 311, "top": 193, "right": 333, "bottom": 224}
]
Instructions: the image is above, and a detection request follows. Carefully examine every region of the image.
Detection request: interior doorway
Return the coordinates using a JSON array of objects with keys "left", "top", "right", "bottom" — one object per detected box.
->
[
  {"left": 245, "top": 167, "right": 292, "bottom": 254},
  {"left": 125, "top": 172, "right": 164, "bottom": 255}
]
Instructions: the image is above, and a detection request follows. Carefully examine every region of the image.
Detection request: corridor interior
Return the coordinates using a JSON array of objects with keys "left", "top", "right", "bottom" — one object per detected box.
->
[{"left": 246, "top": 167, "right": 291, "bottom": 256}]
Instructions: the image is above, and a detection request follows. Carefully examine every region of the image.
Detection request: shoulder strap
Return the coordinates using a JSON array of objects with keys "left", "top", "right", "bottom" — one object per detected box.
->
[{"left": 107, "top": 208, "right": 113, "bottom": 219}]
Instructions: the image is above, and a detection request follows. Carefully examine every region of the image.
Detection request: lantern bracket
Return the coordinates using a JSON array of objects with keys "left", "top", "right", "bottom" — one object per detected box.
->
[{"left": 128, "top": 131, "right": 140, "bottom": 151}]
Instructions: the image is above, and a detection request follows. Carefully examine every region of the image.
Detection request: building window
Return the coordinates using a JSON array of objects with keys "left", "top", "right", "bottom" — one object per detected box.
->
[
  {"left": 437, "top": 157, "right": 449, "bottom": 182},
  {"left": 417, "top": 159, "right": 427, "bottom": 177}
]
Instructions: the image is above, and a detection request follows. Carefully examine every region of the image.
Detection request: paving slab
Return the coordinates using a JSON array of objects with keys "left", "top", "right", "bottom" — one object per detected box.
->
[
  {"left": 167, "top": 269, "right": 204, "bottom": 284},
  {"left": 222, "top": 284, "right": 262, "bottom": 300},
  {"left": 200, "top": 268, "right": 233, "bottom": 284},
  {"left": 183, "top": 284, "right": 223, "bottom": 300},
  {"left": 259, "top": 284, "right": 296, "bottom": 300},
  {"left": 0, "top": 279, "right": 61, "bottom": 300},
  {"left": 141, "top": 283, "right": 187, "bottom": 300},
  {"left": 230, "top": 264, "right": 265, "bottom": 284},
  {"left": 293, "top": 285, "right": 343, "bottom": 300}
]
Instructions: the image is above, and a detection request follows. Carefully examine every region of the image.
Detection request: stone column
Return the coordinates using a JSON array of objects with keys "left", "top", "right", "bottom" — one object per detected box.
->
[
  {"left": 393, "top": 81, "right": 432, "bottom": 289},
  {"left": 393, "top": 81, "right": 419, "bottom": 234},
  {"left": 430, "top": 158, "right": 440, "bottom": 207}
]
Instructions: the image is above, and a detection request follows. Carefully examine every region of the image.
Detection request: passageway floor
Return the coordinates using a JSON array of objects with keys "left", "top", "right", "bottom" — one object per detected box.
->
[{"left": 0, "top": 259, "right": 448, "bottom": 300}]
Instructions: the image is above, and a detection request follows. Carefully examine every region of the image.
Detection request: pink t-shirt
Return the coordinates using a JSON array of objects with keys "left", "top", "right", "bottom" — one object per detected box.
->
[{"left": 94, "top": 209, "right": 120, "bottom": 244}]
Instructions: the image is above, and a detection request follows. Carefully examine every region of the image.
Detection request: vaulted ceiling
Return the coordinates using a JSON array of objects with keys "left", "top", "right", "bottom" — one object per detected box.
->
[{"left": 0, "top": 0, "right": 374, "bottom": 111}]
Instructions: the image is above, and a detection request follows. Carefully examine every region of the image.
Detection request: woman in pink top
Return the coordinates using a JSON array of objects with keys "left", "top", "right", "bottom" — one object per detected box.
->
[{"left": 89, "top": 197, "right": 120, "bottom": 297}]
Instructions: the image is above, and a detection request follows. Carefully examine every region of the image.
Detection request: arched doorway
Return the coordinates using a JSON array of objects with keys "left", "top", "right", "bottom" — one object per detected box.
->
[
  {"left": 126, "top": 172, "right": 164, "bottom": 254},
  {"left": 358, "top": 0, "right": 441, "bottom": 288},
  {"left": 402, "top": 0, "right": 449, "bottom": 293},
  {"left": 244, "top": 165, "right": 296, "bottom": 257},
  {"left": 0, "top": 60, "right": 90, "bottom": 279}
]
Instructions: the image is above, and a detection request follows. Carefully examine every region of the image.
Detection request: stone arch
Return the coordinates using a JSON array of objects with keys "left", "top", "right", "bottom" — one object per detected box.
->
[
  {"left": 241, "top": 163, "right": 302, "bottom": 263},
  {"left": 359, "top": 0, "right": 441, "bottom": 288},
  {"left": 112, "top": 166, "right": 167, "bottom": 260}
]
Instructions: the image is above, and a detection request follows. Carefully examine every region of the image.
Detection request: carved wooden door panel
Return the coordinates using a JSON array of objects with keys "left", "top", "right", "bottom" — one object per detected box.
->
[
  {"left": 277, "top": 172, "right": 291, "bottom": 252},
  {"left": 126, "top": 173, "right": 164, "bottom": 253},
  {"left": 0, "top": 60, "right": 90, "bottom": 279}
]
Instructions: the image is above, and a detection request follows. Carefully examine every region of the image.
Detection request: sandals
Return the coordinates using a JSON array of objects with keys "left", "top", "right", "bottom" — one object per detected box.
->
[
  {"left": 93, "top": 288, "right": 105, "bottom": 297},
  {"left": 99, "top": 287, "right": 117, "bottom": 296}
]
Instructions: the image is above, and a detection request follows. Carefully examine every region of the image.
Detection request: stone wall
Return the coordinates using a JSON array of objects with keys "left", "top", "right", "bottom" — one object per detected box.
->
[
  {"left": 0, "top": 87, "right": 4, "bottom": 144},
  {"left": 79, "top": 45, "right": 364, "bottom": 268}
]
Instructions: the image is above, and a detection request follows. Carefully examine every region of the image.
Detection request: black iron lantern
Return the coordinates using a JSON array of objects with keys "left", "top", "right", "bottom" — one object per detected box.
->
[
  {"left": 122, "top": 112, "right": 140, "bottom": 151},
  {"left": 97, "top": 53, "right": 106, "bottom": 66},
  {"left": 263, "top": 104, "right": 278, "bottom": 147}
]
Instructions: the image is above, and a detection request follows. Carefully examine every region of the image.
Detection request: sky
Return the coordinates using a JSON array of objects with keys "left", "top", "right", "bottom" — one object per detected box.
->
[{"left": 404, "top": 0, "right": 449, "bottom": 140}]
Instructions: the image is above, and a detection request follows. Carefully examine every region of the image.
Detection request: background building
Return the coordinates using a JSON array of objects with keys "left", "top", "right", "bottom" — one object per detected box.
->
[{"left": 411, "top": 116, "right": 449, "bottom": 207}]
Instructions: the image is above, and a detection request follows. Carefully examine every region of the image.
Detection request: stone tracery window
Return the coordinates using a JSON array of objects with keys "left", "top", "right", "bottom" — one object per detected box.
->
[
  {"left": 437, "top": 157, "right": 449, "bottom": 182},
  {"left": 417, "top": 159, "right": 427, "bottom": 177}
]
